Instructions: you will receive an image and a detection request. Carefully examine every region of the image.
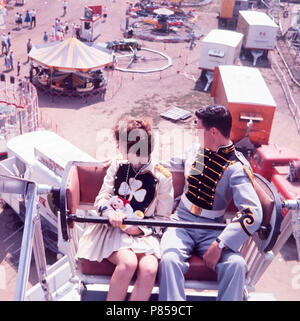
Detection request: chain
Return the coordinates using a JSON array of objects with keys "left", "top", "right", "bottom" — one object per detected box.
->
[{"left": 123, "top": 158, "right": 151, "bottom": 200}]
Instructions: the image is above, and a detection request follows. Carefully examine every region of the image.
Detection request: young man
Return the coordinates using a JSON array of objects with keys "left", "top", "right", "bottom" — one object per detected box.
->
[
  {"left": 62, "top": 1, "right": 68, "bottom": 17},
  {"left": 158, "top": 104, "right": 262, "bottom": 301}
]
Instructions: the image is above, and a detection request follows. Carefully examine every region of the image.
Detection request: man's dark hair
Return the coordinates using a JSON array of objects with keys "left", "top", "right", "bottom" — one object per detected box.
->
[{"left": 195, "top": 104, "right": 232, "bottom": 139}]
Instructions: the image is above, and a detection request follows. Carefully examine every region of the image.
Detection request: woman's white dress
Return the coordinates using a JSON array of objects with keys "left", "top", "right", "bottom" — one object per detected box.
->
[{"left": 76, "top": 158, "right": 174, "bottom": 262}]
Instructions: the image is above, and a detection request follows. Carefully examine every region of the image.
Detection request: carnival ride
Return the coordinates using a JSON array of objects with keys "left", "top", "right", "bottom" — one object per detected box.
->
[
  {"left": 115, "top": 46, "right": 172, "bottom": 73},
  {"left": 140, "top": 7, "right": 184, "bottom": 32},
  {"left": 105, "top": 39, "right": 142, "bottom": 51},
  {"left": 0, "top": 147, "right": 299, "bottom": 301},
  {"left": 123, "top": 1, "right": 202, "bottom": 42},
  {"left": 28, "top": 38, "right": 113, "bottom": 100},
  {"left": 95, "top": 38, "right": 172, "bottom": 73}
]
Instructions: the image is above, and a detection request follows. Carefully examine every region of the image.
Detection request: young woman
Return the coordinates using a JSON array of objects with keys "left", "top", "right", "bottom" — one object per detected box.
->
[{"left": 77, "top": 116, "right": 174, "bottom": 301}]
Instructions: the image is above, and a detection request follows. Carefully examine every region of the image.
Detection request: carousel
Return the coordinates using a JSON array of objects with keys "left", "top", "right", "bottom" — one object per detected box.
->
[
  {"left": 28, "top": 38, "right": 114, "bottom": 100},
  {"left": 124, "top": 1, "right": 202, "bottom": 43}
]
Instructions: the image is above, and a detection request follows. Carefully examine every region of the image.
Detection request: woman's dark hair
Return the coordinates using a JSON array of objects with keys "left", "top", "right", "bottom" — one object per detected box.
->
[
  {"left": 113, "top": 116, "right": 154, "bottom": 157},
  {"left": 195, "top": 104, "right": 232, "bottom": 139}
]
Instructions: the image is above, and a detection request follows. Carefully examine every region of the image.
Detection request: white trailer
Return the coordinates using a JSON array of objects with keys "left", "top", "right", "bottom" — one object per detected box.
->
[
  {"left": 237, "top": 10, "right": 278, "bottom": 50},
  {"left": 236, "top": 11, "right": 278, "bottom": 65},
  {"left": 199, "top": 29, "right": 244, "bottom": 71},
  {"left": 198, "top": 29, "right": 243, "bottom": 91}
]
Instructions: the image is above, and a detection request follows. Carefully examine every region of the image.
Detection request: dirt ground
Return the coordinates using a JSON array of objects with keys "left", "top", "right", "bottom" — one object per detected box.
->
[{"left": 0, "top": 0, "right": 300, "bottom": 301}]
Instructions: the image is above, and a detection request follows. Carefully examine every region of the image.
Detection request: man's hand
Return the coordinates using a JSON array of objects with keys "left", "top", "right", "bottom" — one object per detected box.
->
[{"left": 203, "top": 240, "right": 223, "bottom": 271}]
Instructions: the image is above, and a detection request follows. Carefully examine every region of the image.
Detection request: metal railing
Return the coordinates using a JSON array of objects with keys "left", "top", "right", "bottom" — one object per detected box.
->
[
  {"left": 0, "top": 174, "right": 53, "bottom": 301},
  {"left": 0, "top": 79, "right": 39, "bottom": 144}
]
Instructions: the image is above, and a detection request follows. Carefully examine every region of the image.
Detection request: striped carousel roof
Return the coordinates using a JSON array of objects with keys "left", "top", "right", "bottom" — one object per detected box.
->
[{"left": 28, "top": 37, "right": 113, "bottom": 71}]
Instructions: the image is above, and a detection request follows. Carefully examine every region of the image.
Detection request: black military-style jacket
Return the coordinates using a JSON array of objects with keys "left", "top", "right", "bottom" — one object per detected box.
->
[{"left": 162, "top": 143, "right": 262, "bottom": 252}]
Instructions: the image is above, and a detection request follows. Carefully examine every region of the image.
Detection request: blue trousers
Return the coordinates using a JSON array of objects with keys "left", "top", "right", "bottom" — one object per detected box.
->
[{"left": 158, "top": 202, "right": 247, "bottom": 301}]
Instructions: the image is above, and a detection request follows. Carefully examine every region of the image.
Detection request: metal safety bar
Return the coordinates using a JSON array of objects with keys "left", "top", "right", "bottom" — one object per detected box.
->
[
  {"left": 14, "top": 181, "right": 55, "bottom": 301},
  {"left": 0, "top": 174, "right": 55, "bottom": 301},
  {"left": 67, "top": 214, "right": 228, "bottom": 230},
  {"left": 14, "top": 182, "right": 38, "bottom": 300}
]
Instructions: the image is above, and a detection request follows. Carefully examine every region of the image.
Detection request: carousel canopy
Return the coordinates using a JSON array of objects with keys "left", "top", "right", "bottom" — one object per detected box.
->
[{"left": 28, "top": 37, "right": 113, "bottom": 72}]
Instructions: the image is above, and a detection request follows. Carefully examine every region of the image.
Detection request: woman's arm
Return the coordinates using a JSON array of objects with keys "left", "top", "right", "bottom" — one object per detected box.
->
[{"left": 94, "top": 159, "right": 117, "bottom": 215}]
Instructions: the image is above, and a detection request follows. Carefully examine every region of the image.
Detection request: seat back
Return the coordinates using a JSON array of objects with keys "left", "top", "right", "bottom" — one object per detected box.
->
[
  {"left": 60, "top": 161, "right": 104, "bottom": 240},
  {"left": 64, "top": 164, "right": 185, "bottom": 212},
  {"left": 252, "top": 173, "right": 282, "bottom": 252},
  {"left": 64, "top": 163, "right": 107, "bottom": 214}
]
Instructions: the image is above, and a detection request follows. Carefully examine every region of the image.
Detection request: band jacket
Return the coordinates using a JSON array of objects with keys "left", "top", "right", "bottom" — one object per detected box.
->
[
  {"left": 94, "top": 157, "right": 174, "bottom": 236},
  {"left": 162, "top": 143, "right": 263, "bottom": 252}
]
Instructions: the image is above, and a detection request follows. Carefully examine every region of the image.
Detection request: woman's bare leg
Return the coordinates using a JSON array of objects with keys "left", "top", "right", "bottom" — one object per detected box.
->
[
  {"left": 129, "top": 254, "right": 158, "bottom": 301},
  {"left": 106, "top": 249, "right": 138, "bottom": 301}
]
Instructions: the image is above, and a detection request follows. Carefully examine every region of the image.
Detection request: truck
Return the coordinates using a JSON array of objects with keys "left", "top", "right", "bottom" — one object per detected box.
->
[
  {"left": 271, "top": 161, "right": 300, "bottom": 219},
  {"left": 249, "top": 144, "right": 300, "bottom": 181}
]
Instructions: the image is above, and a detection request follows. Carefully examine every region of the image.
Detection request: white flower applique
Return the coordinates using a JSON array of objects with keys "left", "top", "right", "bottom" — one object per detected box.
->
[{"left": 119, "top": 178, "right": 146, "bottom": 203}]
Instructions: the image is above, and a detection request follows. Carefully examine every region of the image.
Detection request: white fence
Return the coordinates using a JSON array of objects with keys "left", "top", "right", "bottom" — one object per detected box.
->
[{"left": 0, "top": 78, "right": 39, "bottom": 142}]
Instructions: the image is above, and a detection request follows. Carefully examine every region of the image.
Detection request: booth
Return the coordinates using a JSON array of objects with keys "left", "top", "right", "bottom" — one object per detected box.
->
[
  {"left": 80, "top": 5, "right": 102, "bottom": 42},
  {"left": 211, "top": 65, "right": 276, "bottom": 145},
  {"left": 198, "top": 29, "right": 243, "bottom": 91}
]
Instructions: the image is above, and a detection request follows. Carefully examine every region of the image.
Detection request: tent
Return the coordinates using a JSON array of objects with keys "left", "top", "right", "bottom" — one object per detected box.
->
[{"left": 28, "top": 37, "right": 113, "bottom": 72}]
